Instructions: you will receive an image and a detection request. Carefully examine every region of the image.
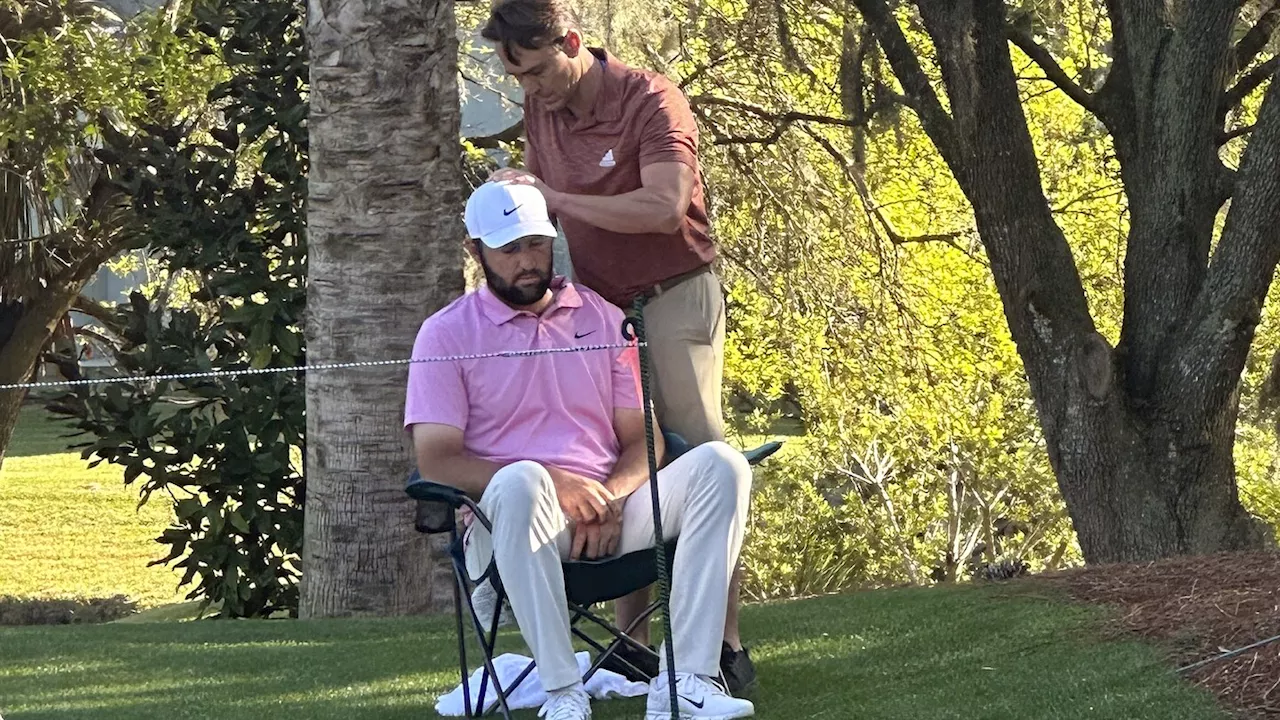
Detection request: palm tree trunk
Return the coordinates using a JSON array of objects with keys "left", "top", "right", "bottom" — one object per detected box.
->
[{"left": 302, "top": 0, "right": 466, "bottom": 616}]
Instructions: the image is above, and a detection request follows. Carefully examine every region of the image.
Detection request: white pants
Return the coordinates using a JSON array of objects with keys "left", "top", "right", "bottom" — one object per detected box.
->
[{"left": 464, "top": 442, "right": 752, "bottom": 692}]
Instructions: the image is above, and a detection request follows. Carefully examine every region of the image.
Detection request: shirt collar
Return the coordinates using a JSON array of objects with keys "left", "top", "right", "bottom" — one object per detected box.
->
[
  {"left": 479, "top": 276, "right": 581, "bottom": 326},
  {"left": 590, "top": 48, "right": 623, "bottom": 123}
]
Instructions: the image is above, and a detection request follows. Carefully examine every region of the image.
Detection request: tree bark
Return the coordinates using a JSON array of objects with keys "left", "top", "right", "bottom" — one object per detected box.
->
[
  {"left": 853, "top": 0, "right": 1280, "bottom": 563},
  {"left": 302, "top": 0, "right": 466, "bottom": 616},
  {"left": 0, "top": 259, "right": 109, "bottom": 472}
]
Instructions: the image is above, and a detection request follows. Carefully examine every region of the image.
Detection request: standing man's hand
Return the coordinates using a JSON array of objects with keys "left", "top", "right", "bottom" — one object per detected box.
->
[
  {"left": 489, "top": 168, "right": 559, "bottom": 209},
  {"left": 489, "top": 167, "right": 536, "bottom": 183},
  {"left": 547, "top": 466, "right": 614, "bottom": 525}
]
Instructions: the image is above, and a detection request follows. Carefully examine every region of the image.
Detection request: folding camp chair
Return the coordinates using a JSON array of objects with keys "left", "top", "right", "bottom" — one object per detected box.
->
[{"left": 406, "top": 432, "right": 782, "bottom": 719}]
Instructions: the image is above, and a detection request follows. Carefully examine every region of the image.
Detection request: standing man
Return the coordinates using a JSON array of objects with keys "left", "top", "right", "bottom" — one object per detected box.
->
[{"left": 483, "top": 0, "right": 756, "bottom": 694}]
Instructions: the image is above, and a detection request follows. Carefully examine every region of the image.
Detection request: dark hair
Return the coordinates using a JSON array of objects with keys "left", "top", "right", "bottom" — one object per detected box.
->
[{"left": 481, "top": 0, "right": 580, "bottom": 61}]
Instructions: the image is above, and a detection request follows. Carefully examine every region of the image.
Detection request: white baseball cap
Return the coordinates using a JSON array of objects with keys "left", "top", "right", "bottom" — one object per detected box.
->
[{"left": 464, "top": 181, "right": 558, "bottom": 249}]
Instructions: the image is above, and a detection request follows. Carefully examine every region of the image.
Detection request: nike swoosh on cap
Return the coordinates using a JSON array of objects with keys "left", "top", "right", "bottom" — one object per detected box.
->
[{"left": 503, "top": 205, "right": 523, "bottom": 216}]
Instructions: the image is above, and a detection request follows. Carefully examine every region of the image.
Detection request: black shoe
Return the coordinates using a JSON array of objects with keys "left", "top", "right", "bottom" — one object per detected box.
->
[
  {"left": 600, "top": 642, "right": 660, "bottom": 682},
  {"left": 720, "top": 641, "right": 758, "bottom": 695}
]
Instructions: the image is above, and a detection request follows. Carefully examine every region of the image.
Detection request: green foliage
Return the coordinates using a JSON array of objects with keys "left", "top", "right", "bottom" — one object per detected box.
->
[
  {"left": 51, "top": 0, "right": 307, "bottom": 618},
  {"left": 1232, "top": 283, "right": 1280, "bottom": 542},
  {"left": 741, "top": 457, "right": 868, "bottom": 600},
  {"left": 615, "top": 0, "right": 1277, "bottom": 593},
  {"left": 673, "top": 5, "right": 1084, "bottom": 593},
  {"left": 0, "top": 0, "right": 217, "bottom": 286}
]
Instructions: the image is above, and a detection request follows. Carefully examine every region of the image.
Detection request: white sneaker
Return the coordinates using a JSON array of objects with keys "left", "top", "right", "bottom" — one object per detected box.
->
[
  {"left": 471, "top": 578, "right": 514, "bottom": 628},
  {"left": 645, "top": 672, "right": 755, "bottom": 719},
  {"left": 538, "top": 686, "right": 592, "bottom": 719}
]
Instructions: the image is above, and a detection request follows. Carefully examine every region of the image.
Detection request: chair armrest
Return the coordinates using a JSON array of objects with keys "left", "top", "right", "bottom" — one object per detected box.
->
[
  {"left": 404, "top": 470, "right": 467, "bottom": 506},
  {"left": 664, "top": 432, "right": 782, "bottom": 467},
  {"left": 405, "top": 470, "right": 469, "bottom": 535},
  {"left": 663, "top": 431, "right": 692, "bottom": 460},
  {"left": 743, "top": 440, "right": 783, "bottom": 466}
]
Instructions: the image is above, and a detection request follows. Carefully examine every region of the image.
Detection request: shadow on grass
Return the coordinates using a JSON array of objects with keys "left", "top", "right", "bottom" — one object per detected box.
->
[
  {"left": 0, "top": 585, "right": 1227, "bottom": 720},
  {"left": 4, "top": 405, "right": 81, "bottom": 459},
  {"left": 0, "top": 618, "right": 459, "bottom": 720}
]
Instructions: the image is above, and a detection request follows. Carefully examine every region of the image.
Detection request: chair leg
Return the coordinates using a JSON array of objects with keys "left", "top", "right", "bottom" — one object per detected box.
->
[
  {"left": 453, "top": 564, "right": 473, "bottom": 718},
  {"left": 570, "top": 601, "right": 664, "bottom": 684},
  {"left": 476, "top": 582, "right": 511, "bottom": 717},
  {"left": 454, "top": 562, "right": 513, "bottom": 719},
  {"left": 570, "top": 601, "right": 660, "bottom": 655},
  {"left": 476, "top": 591, "right": 502, "bottom": 715},
  {"left": 481, "top": 585, "right": 544, "bottom": 716},
  {"left": 574, "top": 627, "right": 634, "bottom": 683},
  {"left": 493, "top": 659, "right": 537, "bottom": 716}
]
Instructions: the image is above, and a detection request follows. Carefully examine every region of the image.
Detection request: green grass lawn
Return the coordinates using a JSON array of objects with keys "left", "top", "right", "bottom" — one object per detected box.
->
[
  {"left": 0, "top": 404, "right": 186, "bottom": 607},
  {"left": 0, "top": 585, "right": 1224, "bottom": 719}
]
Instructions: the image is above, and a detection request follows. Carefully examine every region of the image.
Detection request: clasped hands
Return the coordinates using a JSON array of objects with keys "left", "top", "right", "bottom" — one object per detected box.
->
[{"left": 547, "top": 466, "right": 623, "bottom": 561}]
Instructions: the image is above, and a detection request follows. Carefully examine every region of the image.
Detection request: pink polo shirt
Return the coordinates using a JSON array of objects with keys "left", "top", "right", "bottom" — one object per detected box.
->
[{"left": 403, "top": 279, "right": 641, "bottom": 481}]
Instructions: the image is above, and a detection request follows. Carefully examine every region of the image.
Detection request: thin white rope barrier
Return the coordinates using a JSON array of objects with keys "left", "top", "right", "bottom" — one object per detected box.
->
[{"left": 0, "top": 342, "right": 641, "bottom": 392}]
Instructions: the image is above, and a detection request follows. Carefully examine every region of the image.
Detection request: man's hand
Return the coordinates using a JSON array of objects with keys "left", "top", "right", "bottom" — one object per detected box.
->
[
  {"left": 571, "top": 512, "right": 623, "bottom": 560},
  {"left": 489, "top": 168, "right": 558, "bottom": 207},
  {"left": 547, "top": 466, "right": 614, "bottom": 525},
  {"left": 489, "top": 167, "right": 536, "bottom": 184}
]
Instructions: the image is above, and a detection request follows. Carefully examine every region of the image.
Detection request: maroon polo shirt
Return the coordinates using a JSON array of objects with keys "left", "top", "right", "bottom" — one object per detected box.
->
[{"left": 523, "top": 49, "right": 716, "bottom": 308}]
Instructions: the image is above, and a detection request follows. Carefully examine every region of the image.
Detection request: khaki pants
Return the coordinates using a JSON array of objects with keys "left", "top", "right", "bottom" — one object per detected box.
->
[{"left": 637, "top": 270, "right": 726, "bottom": 445}]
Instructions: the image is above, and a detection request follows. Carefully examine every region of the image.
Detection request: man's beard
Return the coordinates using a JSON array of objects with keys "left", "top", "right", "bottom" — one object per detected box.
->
[{"left": 479, "top": 254, "right": 553, "bottom": 307}]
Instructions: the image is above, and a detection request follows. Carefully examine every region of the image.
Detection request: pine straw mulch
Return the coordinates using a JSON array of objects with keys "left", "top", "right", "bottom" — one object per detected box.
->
[{"left": 1032, "top": 551, "right": 1280, "bottom": 718}]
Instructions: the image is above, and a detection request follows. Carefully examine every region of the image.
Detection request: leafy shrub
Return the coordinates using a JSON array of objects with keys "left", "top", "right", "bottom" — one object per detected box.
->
[
  {"left": 50, "top": 0, "right": 307, "bottom": 618},
  {"left": 0, "top": 595, "right": 138, "bottom": 626}
]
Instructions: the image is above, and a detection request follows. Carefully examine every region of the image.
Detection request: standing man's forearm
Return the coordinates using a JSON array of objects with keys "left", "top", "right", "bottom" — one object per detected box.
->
[{"left": 547, "top": 187, "right": 682, "bottom": 235}]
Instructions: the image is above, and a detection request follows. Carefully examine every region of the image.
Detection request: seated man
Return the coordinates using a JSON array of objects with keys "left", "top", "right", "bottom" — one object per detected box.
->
[{"left": 404, "top": 180, "right": 755, "bottom": 720}]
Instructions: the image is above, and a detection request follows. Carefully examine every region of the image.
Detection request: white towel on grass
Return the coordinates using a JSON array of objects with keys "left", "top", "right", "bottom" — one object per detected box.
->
[{"left": 435, "top": 651, "right": 649, "bottom": 716}]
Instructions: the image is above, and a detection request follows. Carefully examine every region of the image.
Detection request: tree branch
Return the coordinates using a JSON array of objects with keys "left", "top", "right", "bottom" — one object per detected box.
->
[
  {"left": 849, "top": 0, "right": 961, "bottom": 165},
  {"left": 708, "top": 124, "right": 795, "bottom": 146},
  {"left": 775, "top": 0, "right": 820, "bottom": 82},
  {"left": 1221, "top": 56, "right": 1280, "bottom": 118},
  {"left": 1092, "top": 0, "right": 1136, "bottom": 147},
  {"left": 464, "top": 120, "right": 524, "bottom": 149},
  {"left": 1219, "top": 123, "right": 1257, "bottom": 145},
  {"left": 689, "top": 94, "right": 909, "bottom": 146},
  {"left": 1230, "top": 0, "right": 1280, "bottom": 73},
  {"left": 72, "top": 325, "right": 119, "bottom": 355},
  {"left": 1215, "top": 163, "right": 1239, "bottom": 208},
  {"left": 799, "top": 125, "right": 982, "bottom": 263},
  {"left": 1175, "top": 73, "right": 1280, "bottom": 421},
  {"left": 678, "top": 50, "right": 733, "bottom": 90},
  {"left": 689, "top": 95, "right": 863, "bottom": 128},
  {"left": 1006, "top": 25, "right": 1100, "bottom": 115},
  {"left": 72, "top": 294, "right": 121, "bottom": 331}
]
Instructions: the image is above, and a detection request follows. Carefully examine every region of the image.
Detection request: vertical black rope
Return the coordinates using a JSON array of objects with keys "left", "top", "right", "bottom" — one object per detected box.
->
[{"left": 623, "top": 299, "right": 678, "bottom": 720}]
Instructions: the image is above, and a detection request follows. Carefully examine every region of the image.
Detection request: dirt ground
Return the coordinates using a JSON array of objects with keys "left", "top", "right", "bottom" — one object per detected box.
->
[{"left": 1035, "top": 551, "right": 1280, "bottom": 718}]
